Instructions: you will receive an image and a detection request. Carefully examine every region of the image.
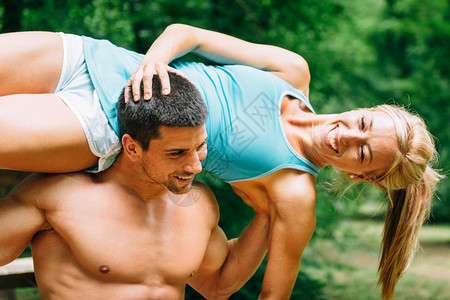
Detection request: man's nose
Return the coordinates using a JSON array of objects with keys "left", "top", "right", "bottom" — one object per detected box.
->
[{"left": 183, "top": 152, "right": 203, "bottom": 174}]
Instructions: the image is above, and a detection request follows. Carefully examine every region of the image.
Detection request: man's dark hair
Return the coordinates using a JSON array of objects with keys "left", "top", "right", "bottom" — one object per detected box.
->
[{"left": 118, "top": 72, "right": 208, "bottom": 150}]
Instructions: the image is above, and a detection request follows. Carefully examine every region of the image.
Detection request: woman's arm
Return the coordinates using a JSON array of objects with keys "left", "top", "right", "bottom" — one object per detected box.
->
[
  {"left": 127, "top": 23, "right": 310, "bottom": 101},
  {"left": 260, "top": 172, "right": 317, "bottom": 299}
]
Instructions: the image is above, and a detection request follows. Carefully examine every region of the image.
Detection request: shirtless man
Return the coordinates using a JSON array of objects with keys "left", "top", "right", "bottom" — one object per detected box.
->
[{"left": 0, "top": 74, "right": 269, "bottom": 299}]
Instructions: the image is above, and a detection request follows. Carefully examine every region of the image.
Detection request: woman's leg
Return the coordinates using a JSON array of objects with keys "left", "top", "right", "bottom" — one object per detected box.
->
[
  {"left": 0, "top": 31, "right": 63, "bottom": 95},
  {"left": 0, "top": 31, "right": 98, "bottom": 172},
  {"left": 0, "top": 93, "right": 97, "bottom": 172}
]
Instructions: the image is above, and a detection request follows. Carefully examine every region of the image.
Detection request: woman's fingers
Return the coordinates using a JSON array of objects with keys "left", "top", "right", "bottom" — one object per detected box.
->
[
  {"left": 125, "top": 61, "right": 179, "bottom": 103},
  {"left": 123, "top": 67, "right": 146, "bottom": 103},
  {"left": 126, "top": 62, "right": 174, "bottom": 102},
  {"left": 154, "top": 62, "right": 171, "bottom": 97}
]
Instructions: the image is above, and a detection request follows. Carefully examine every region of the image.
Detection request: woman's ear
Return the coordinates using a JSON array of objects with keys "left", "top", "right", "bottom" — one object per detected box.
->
[
  {"left": 348, "top": 173, "right": 374, "bottom": 182},
  {"left": 122, "top": 134, "right": 142, "bottom": 162}
]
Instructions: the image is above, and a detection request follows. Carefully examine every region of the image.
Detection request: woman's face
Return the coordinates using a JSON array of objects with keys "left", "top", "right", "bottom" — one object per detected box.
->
[{"left": 312, "top": 109, "right": 399, "bottom": 177}]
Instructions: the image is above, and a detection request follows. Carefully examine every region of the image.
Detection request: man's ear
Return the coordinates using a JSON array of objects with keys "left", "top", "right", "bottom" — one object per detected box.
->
[{"left": 122, "top": 134, "right": 142, "bottom": 162}]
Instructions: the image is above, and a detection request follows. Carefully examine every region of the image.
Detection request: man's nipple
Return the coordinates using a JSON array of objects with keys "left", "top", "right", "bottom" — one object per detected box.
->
[{"left": 99, "top": 265, "right": 110, "bottom": 274}]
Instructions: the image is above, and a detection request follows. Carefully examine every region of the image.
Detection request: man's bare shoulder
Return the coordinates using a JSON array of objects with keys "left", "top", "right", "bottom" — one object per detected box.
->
[
  {"left": 190, "top": 181, "right": 219, "bottom": 224},
  {"left": 16, "top": 172, "right": 92, "bottom": 189},
  {"left": 10, "top": 172, "right": 94, "bottom": 206}
]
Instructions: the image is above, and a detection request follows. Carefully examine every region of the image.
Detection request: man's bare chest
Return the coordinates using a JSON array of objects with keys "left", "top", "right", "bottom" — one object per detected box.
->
[{"left": 40, "top": 205, "right": 211, "bottom": 284}]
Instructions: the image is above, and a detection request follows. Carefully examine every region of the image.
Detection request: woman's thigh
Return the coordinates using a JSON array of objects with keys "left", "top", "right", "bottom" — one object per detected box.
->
[
  {"left": 0, "top": 93, "right": 97, "bottom": 172},
  {"left": 0, "top": 31, "right": 63, "bottom": 96}
]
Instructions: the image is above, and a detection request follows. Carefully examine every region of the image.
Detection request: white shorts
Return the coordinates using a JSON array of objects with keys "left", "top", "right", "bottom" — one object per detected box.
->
[{"left": 55, "top": 33, "right": 121, "bottom": 172}]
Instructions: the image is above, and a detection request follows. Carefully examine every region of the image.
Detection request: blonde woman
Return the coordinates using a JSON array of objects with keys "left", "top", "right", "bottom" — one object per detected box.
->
[{"left": 0, "top": 24, "right": 441, "bottom": 299}]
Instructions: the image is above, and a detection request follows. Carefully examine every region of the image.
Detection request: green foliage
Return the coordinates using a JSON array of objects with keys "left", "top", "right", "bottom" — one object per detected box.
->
[
  {"left": 363, "top": 0, "right": 450, "bottom": 221},
  {"left": 1, "top": 0, "right": 449, "bottom": 298}
]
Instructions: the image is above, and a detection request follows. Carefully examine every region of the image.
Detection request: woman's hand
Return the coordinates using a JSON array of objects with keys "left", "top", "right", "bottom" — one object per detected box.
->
[
  {"left": 124, "top": 59, "right": 184, "bottom": 103},
  {"left": 124, "top": 24, "right": 199, "bottom": 103}
]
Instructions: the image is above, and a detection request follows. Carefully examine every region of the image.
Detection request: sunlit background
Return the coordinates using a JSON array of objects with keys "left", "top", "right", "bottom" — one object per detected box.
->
[{"left": 0, "top": 0, "right": 448, "bottom": 299}]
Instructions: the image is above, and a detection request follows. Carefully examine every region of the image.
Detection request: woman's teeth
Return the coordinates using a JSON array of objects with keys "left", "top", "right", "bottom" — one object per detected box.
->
[{"left": 328, "top": 128, "right": 338, "bottom": 152}]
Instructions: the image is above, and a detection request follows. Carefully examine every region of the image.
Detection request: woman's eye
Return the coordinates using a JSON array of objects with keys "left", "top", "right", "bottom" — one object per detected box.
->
[{"left": 360, "top": 145, "right": 365, "bottom": 162}]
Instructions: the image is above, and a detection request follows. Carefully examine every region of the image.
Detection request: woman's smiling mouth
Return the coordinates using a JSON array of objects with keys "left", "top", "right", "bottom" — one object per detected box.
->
[{"left": 327, "top": 126, "right": 339, "bottom": 153}]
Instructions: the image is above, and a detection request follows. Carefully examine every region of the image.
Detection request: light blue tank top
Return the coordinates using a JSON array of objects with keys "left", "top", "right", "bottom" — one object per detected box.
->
[{"left": 82, "top": 36, "right": 320, "bottom": 182}]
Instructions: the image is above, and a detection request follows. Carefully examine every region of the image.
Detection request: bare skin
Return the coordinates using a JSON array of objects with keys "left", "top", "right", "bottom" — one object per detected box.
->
[
  {"left": 0, "top": 126, "right": 269, "bottom": 299},
  {"left": 0, "top": 32, "right": 96, "bottom": 172},
  {"left": 226, "top": 97, "right": 317, "bottom": 297},
  {"left": 231, "top": 169, "right": 317, "bottom": 297},
  {"left": 31, "top": 175, "right": 219, "bottom": 299},
  {"left": 0, "top": 26, "right": 399, "bottom": 299},
  {"left": 128, "top": 24, "right": 398, "bottom": 299}
]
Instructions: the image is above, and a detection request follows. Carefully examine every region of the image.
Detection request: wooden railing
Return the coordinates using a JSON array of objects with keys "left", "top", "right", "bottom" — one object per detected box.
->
[
  {"left": 0, "top": 172, "right": 37, "bottom": 299},
  {"left": 0, "top": 258, "right": 36, "bottom": 299}
]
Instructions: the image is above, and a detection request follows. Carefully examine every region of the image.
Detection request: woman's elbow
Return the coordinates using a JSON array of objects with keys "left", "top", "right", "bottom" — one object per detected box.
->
[{"left": 290, "top": 55, "right": 311, "bottom": 89}]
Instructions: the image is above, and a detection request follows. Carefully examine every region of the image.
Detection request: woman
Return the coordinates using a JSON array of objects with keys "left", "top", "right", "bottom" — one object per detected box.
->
[{"left": 0, "top": 24, "right": 441, "bottom": 299}]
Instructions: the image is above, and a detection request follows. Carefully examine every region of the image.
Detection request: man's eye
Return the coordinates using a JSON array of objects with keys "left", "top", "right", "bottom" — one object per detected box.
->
[{"left": 169, "top": 151, "right": 183, "bottom": 157}]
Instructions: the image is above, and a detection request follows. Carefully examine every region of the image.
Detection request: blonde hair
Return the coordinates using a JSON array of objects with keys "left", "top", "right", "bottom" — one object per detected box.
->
[{"left": 359, "top": 104, "right": 442, "bottom": 300}]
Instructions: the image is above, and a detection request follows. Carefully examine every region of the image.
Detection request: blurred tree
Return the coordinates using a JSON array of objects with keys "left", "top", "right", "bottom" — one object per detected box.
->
[
  {"left": 1, "top": 0, "right": 23, "bottom": 32},
  {"left": 366, "top": 0, "right": 450, "bottom": 221},
  {"left": 0, "top": 0, "right": 448, "bottom": 298}
]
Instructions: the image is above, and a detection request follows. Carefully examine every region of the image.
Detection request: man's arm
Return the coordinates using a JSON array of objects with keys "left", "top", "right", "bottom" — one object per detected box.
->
[
  {"left": 259, "top": 171, "right": 317, "bottom": 299},
  {"left": 127, "top": 23, "right": 310, "bottom": 101},
  {"left": 188, "top": 187, "right": 270, "bottom": 299},
  {"left": 0, "top": 174, "right": 48, "bottom": 266}
]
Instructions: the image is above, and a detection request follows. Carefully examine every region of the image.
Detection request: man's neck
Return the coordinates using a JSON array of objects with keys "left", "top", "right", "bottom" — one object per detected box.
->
[{"left": 97, "top": 154, "right": 168, "bottom": 201}]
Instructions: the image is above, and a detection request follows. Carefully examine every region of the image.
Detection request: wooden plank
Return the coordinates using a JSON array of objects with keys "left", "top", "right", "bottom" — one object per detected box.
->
[
  {"left": 0, "top": 258, "right": 36, "bottom": 289},
  {"left": 0, "top": 289, "right": 17, "bottom": 300}
]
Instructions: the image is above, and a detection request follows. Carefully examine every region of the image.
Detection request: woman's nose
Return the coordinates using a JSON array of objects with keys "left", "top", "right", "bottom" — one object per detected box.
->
[{"left": 341, "top": 129, "right": 366, "bottom": 146}]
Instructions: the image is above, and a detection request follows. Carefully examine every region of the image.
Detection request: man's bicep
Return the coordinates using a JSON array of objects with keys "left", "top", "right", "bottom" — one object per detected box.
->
[
  {"left": 192, "top": 182, "right": 229, "bottom": 273},
  {"left": 0, "top": 179, "right": 47, "bottom": 265},
  {"left": 188, "top": 226, "right": 229, "bottom": 295}
]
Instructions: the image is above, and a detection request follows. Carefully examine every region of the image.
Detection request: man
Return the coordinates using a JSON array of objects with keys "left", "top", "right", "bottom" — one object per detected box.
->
[{"left": 0, "top": 73, "right": 269, "bottom": 299}]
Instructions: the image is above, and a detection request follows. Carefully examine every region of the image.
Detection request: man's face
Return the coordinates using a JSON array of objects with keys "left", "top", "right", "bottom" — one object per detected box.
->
[
  {"left": 311, "top": 109, "right": 399, "bottom": 177},
  {"left": 139, "top": 125, "right": 208, "bottom": 194}
]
